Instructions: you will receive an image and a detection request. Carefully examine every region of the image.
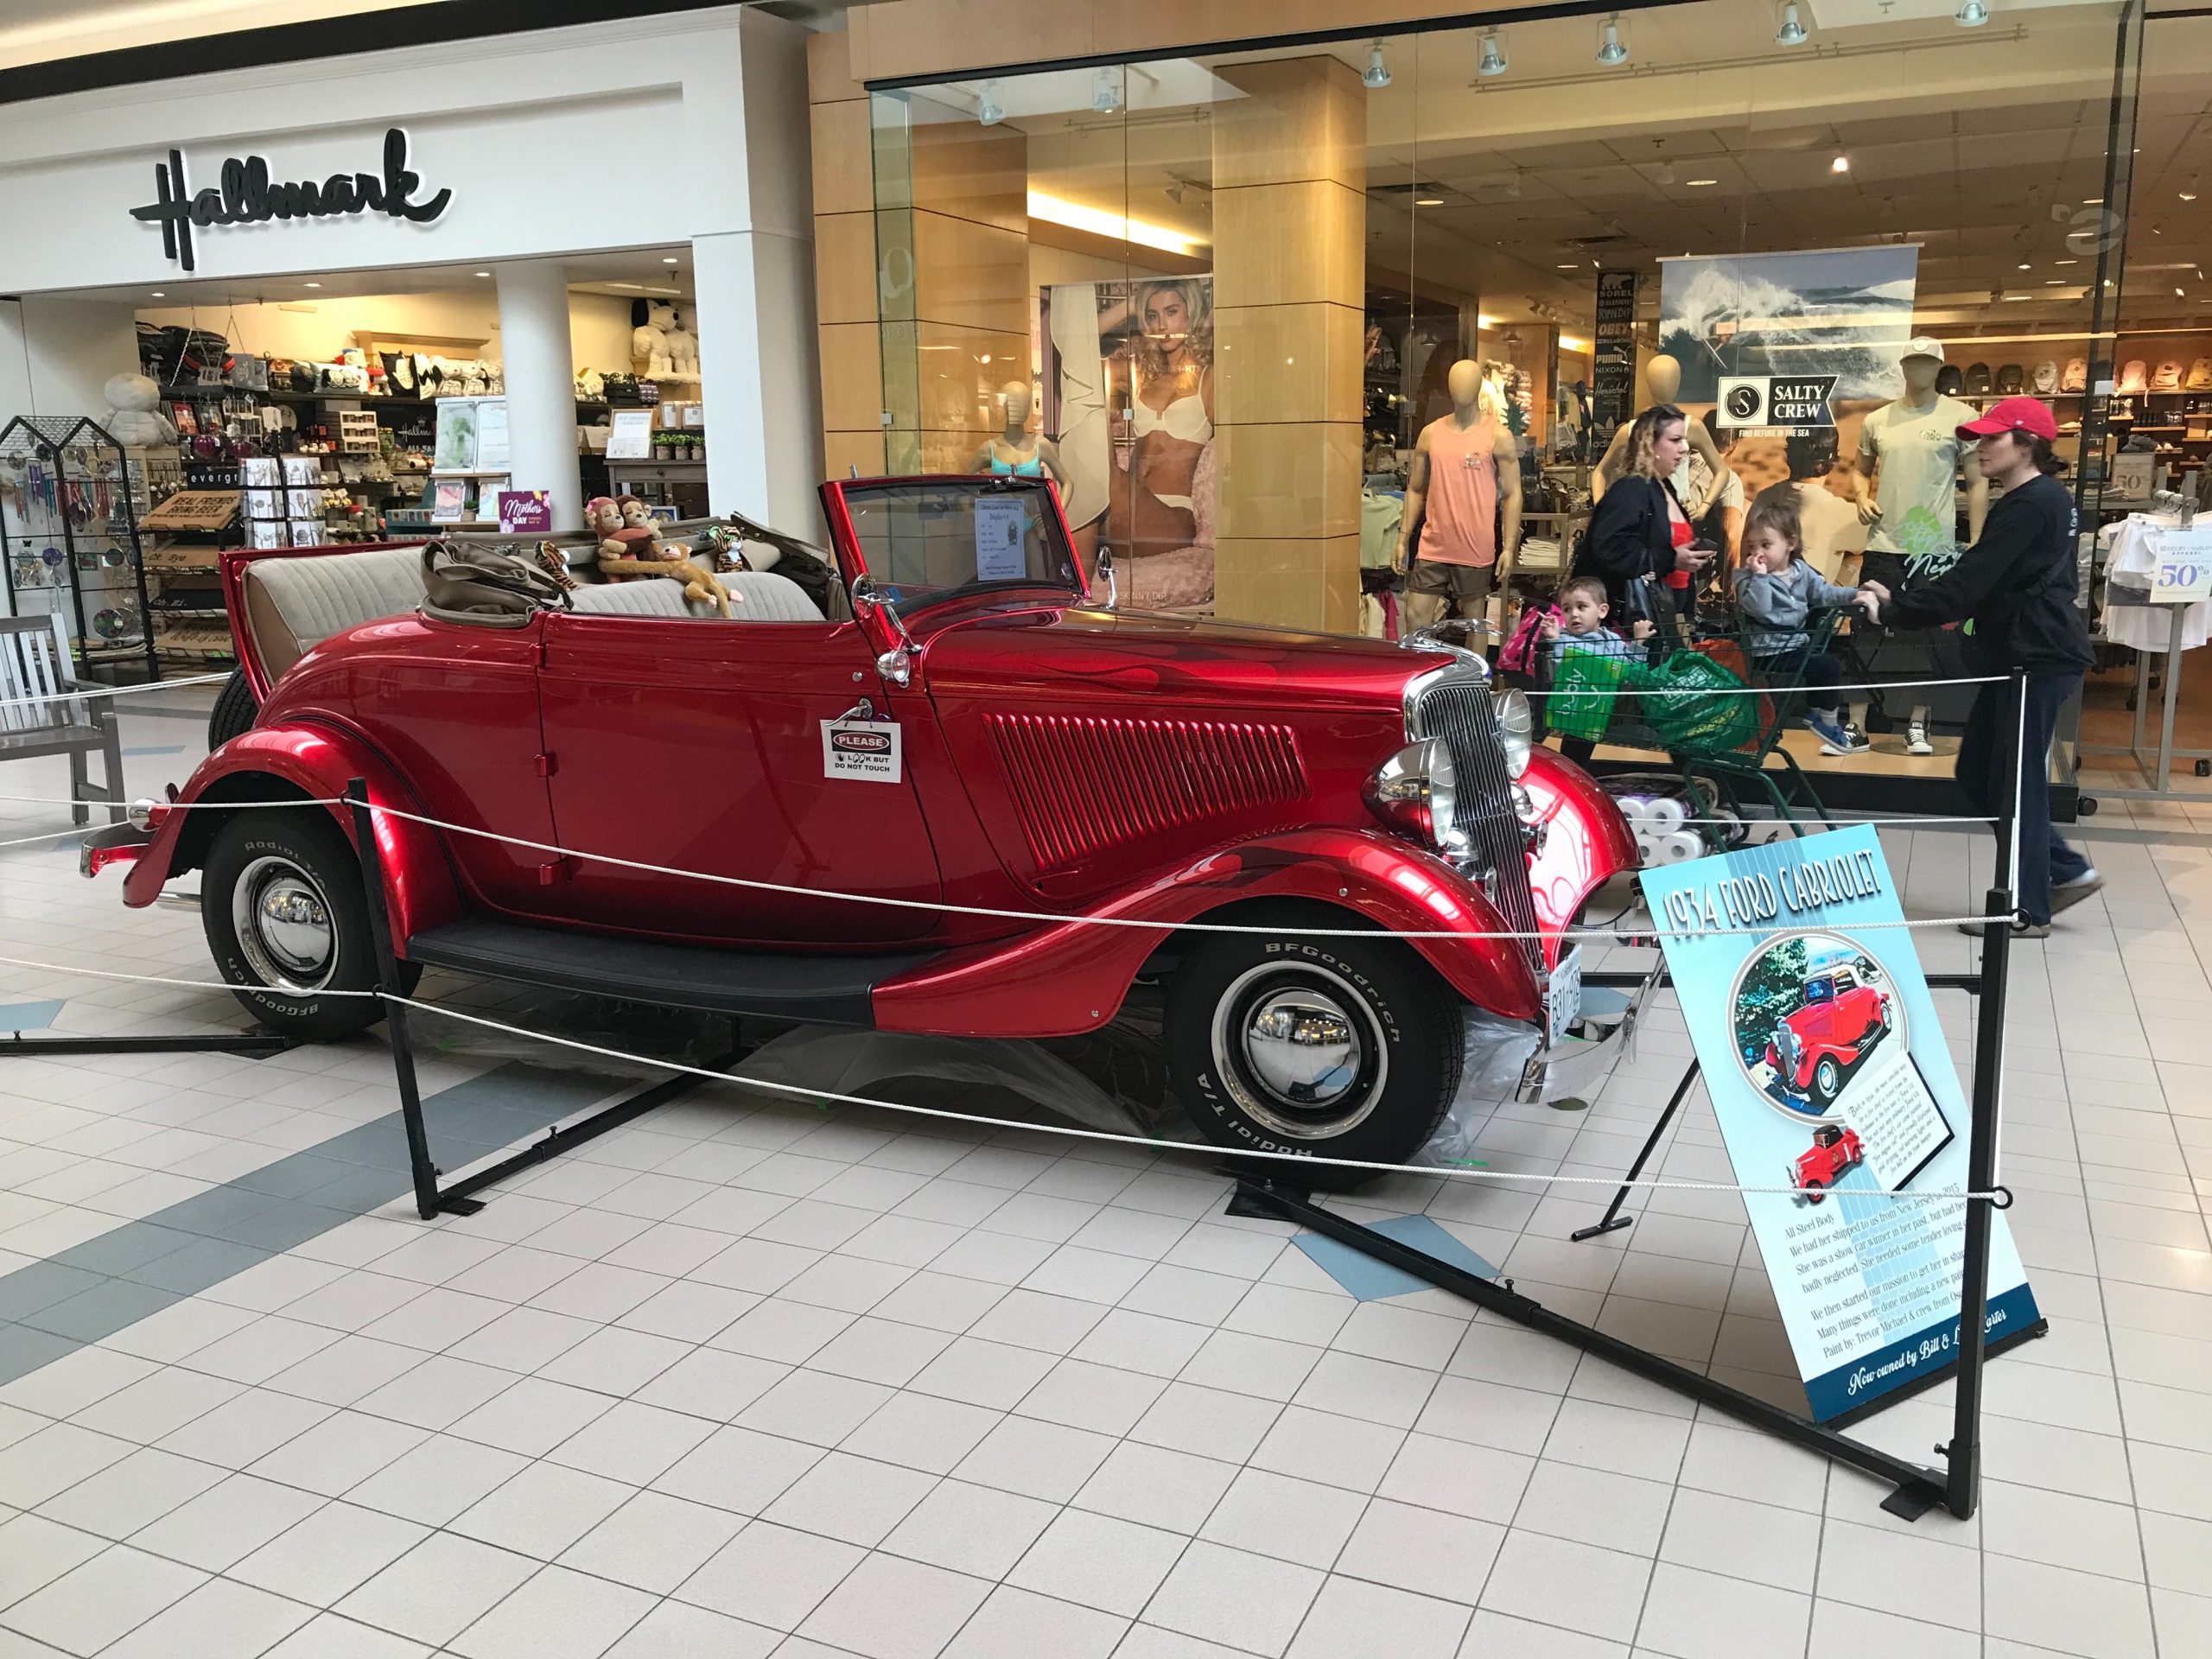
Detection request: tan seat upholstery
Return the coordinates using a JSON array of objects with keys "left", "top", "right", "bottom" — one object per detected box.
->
[
  {"left": 568, "top": 569, "right": 824, "bottom": 622},
  {"left": 244, "top": 546, "right": 424, "bottom": 677},
  {"left": 243, "top": 543, "right": 829, "bottom": 677}
]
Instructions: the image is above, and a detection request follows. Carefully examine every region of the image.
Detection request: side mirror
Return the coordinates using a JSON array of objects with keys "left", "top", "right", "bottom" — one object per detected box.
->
[{"left": 1091, "top": 547, "right": 1118, "bottom": 610}]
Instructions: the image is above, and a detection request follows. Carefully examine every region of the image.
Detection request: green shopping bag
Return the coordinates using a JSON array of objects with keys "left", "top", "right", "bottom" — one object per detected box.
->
[
  {"left": 1547, "top": 648, "right": 1634, "bottom": 741},
  {"left": 1642, "top": 649, "right": 1758, "bottom": 753}
]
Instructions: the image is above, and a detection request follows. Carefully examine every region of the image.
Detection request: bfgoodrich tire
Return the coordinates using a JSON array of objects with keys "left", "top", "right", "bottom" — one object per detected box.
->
[
  {"left": 202, "top": 810, "right": 410, "bottom": 1041},
  {"left": 207, "top": 670, "right": 258, "bottom": 749},
  {"left": 1166, "top": 916, "right": 1463, "bottom": 1187}
]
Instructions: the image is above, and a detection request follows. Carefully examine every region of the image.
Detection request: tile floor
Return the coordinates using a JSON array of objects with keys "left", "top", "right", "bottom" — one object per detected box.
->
[{"left": 0, "top": 689, "right": 2207, "bottom": 1658}]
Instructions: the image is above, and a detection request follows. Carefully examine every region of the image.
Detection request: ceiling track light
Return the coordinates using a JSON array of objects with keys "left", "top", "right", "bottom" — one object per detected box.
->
[
  {"left": 977, "top": 79, "right": 1004, "bottom": 125},
  {"left": 1597, "top": 13, "right": 1628, "bottom": 66},
  {"left": 1091, "top": 66, "right": 1122, "bottom": 115},
  {"left": 1955, "top": 0, "right": 1991, "bottom": 25},
  {"left": 1478, "top": 29, "right": 1508, "bottom": 77},
  {"left": 1363, "top": 39, "right": 1391, "bottom": 89},
  {"left": 1776, "top": 1, "right": 1809, "bottom": 46}
]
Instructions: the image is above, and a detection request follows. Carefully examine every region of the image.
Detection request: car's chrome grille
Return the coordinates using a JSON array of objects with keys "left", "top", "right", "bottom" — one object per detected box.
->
[{"left": 1410, "top": 674, "right": 1544, "bottom": 974}]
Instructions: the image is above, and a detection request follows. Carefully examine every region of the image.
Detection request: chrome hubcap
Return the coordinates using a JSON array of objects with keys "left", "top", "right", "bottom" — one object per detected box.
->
[
  {"left": 1211, "top": 964, "right": 1388, "bottom": 1141},
  {"left": 1244, "top": 993, "right": 1362, "bottom": 1107},
  {"left": 232, "top": 855, "right": 336, "bottom": 990}
]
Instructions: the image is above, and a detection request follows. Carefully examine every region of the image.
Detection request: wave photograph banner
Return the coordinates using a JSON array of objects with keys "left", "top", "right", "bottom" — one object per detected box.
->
[{"left": 1659, "top": 245, "right": 1921, "bottom": 410}]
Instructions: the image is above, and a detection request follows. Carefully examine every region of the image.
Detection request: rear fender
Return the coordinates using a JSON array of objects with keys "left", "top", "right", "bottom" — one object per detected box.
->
[
  {"left": 871, "top": 826, "right": 1543, "bottom": 1039},
  {"left": 121, "top": 724, "right": 462, "bottom": 947}
]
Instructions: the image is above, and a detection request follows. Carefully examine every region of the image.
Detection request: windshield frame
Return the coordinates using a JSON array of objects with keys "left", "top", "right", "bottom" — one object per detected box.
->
[{"left": 822, "top": 474, "right": 1092, "bottom": 621}]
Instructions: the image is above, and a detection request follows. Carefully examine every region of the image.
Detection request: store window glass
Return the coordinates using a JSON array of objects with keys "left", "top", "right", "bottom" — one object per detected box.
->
[{"left": 871, "top": 0, "right": 2143, "bottom": 791}]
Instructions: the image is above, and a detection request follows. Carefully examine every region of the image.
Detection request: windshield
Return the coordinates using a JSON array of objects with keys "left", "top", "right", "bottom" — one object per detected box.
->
[
  {"left": 837, "top": 479, "right": 1084, "bottom": 618},
  {"left": 1804, "top": 979, "right": 1834, "bottom": 1005}
]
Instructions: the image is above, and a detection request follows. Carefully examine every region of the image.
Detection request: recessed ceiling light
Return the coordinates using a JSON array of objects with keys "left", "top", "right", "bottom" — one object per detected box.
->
[
  {"left": 662, "top": 257, "right": 680, "bottom": 265},
  {"left": 1830, "top": 154, "right": 1850, "bottom": 174},
  {"left": 1687, "top": 178, "right": 1719, "bottom": 188},
  {"left": 2046, "top": 279, "right": 2065, "bottom": 285},
  {"left": 2083, "top": 197, "right": 2103, "bottom": 206},
  {"left": 1556, "top": 262, "right": 1580, "bottom": 269},
  {"left": 474, "top": 270, "right": 491, "bottom": 277},
  {"left": 1415, "top": 197, "right": 1444, "bottom": 207},
  {"left": 149, "top": 290, "right": 166, "bottom": 298},
  {"left": 2055, "top": 258, "right": 2078, "bottom": 265},
  {"left": 302, "top": 281, "right": 322, "bottom": 289}
]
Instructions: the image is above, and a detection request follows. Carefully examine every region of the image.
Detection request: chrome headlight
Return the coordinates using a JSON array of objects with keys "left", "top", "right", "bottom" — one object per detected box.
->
[
  {"left": 1363, "top": 738, "right": 1460, "bottom": 855},
  {"left": 1493, "top": 688, "right": 1533, "bottom": 779}
]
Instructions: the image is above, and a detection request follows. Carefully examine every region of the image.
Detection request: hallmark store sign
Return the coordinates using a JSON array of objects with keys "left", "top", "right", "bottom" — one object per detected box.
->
[{"left": 130, "top": 127, "right": 451, "bottom": 272}]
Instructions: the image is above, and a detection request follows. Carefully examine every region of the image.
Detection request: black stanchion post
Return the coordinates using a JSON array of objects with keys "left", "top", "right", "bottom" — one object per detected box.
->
[
  {"left": 1570, "top": 1058, "right": 1700, "bottom": 1242},
  {"left": 346, "top": 778, "right": 442, "bottom": 1221},
  {"left": 1946, "top": 671, "right": 2025, "bottom": 1519}
]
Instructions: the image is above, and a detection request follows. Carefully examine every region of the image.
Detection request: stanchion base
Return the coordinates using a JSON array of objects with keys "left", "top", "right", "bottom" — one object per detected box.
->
[
  {"left": 1240, "top": 1178, "right": 1958, "bottom": 1521},
  {"left": 1569, "top": 1215, "right": 1636, "bottom": 1242},
  {"left": 3, "top": 1030, "right": 293, "bottom": 1058}
]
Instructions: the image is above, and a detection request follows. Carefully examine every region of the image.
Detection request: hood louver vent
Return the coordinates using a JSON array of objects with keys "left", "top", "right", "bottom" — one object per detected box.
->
[{"left": 986, "top": 712, "right": 1307, "bottom": 874}]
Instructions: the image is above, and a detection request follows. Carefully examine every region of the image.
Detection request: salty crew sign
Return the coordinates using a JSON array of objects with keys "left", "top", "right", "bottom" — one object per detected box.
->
[{"left": 1638, "top": 825, "right": 2039, "bottom": 1421}]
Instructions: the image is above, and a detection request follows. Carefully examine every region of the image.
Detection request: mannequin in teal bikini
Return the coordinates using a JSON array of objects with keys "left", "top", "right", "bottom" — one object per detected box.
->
[{"left": 971, "top": 380, "right": 1066, "bottom": 489}]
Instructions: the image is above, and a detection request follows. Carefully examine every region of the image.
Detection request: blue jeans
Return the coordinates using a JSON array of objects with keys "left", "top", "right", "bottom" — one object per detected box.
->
[{"left": 1957, "top": 673, "right": 2090, "bottom": 924}]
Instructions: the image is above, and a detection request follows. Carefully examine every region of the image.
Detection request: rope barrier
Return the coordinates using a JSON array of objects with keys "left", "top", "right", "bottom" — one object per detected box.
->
[
  {"left": 390, "top": 994, "right": 2005, "bottom": 1205},
  {"left": 0, "top": 826, "right": 105, "bottom": 851},
  {"left": 0, "top": 671, "right": 231, "bottom": 713},
  {"left": 0, "top": 950, "right": 374, "bottom": 997}
]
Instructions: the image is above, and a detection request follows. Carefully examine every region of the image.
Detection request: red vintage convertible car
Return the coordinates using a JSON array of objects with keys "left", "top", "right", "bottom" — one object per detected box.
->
[
  {"left": 1763, "top": 957, "right": 1895, "bottom": 1110},
  {"left": 87, "top": 475, "right": 1637, "bottom": 1169}
]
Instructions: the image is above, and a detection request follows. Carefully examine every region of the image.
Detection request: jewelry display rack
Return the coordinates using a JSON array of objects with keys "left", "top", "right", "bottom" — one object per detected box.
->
[{"left": 0, "top": 416, "right": 162, "bottom": 683}]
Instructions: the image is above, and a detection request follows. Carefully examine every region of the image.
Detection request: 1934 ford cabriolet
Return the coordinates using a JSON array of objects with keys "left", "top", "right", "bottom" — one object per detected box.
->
[{"left": 88, "top": 475, "right": 1637, "bottom": 1169}]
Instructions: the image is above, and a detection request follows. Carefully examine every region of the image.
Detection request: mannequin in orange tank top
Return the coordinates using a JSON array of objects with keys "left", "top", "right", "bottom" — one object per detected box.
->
[{"left": 1395, "top": 359, "right": 1523, "bottom": 633}]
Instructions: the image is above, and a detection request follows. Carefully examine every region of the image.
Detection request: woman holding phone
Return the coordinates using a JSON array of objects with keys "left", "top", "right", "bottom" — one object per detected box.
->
[{"left": 1858, "top": 397, "right": 2098, "bottom": 937}]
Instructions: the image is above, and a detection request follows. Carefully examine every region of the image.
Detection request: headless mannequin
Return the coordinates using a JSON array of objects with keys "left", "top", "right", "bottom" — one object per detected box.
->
[
  {"left": 971, "top": 381, "right": 1066, "bottom": 488},
  {"left": 1851, "top": 353, "right": 1988, "bottom": 543},
  {"left": 1594, "top": 353, "right": 1731, "bottom": 499},
  {"left": 1849, "top": 350, "right": 1988, "bottom": 747},
  {"left": 1395, "top": 359, "right": 1523, "bottom": 632}
]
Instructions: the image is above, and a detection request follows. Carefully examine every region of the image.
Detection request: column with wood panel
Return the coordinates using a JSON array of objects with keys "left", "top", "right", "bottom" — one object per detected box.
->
[
  {"left": 1210, "top": 55, "right": 1367, "bottom": 632},
  {"left": 806, "top": 31, "right": 887, "bottom": 480}
]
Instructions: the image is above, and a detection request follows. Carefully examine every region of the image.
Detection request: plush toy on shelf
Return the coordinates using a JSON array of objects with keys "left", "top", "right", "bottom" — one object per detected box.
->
[
  {"left": 101, "top": 372, "right": 178, "bottom": 448},
  {"left": 632, "top": 303, "right": 677, "bottom": 379},
  {"left": 663, "top": 308, "right": 699, "bottom": 379},
  {"left": 589, "top": 493, "right": 734, "bottom": 615}
]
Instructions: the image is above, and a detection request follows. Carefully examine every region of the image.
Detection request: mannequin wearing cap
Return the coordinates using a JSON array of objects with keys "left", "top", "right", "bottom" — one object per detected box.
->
[
  {"left": 1593, "top": 353, "right": 1732, "bottom": 499},
  {"left": 1395, "top": 359, "right": 1523, "bottom": 632},
  {"left": 970, "top": 381, "right": 1066, "bottom": 489},
  {"left": 1851, "top": 339, "right": 1988, "bottom": 753}
]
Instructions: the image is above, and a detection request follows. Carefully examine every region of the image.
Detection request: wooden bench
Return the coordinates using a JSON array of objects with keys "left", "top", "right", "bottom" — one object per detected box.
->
[{"left": 0, "top": 614, "right": 124, "bottom": 826}]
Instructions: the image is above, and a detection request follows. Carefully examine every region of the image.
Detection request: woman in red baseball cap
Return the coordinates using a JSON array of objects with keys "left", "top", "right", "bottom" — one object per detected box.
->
[{"left": 1858, "top": 396, "right": 2099, "bottom": 938}]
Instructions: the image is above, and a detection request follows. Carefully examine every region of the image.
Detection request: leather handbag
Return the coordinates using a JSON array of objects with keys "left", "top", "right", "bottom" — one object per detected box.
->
[{"left": 420, "top": 538, "right": 571, "bottom": 625}]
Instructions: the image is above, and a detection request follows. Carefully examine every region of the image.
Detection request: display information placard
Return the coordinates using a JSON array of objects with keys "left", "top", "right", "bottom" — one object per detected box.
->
[
  {"left": 1637, "top": 824, "right": 2038, "bottom": 1420},
  {"left": 2148, "top": 524, "right": 2212, "bottom": 602},
  {"left": 605, "top": 409, "right": 655, "bottom": 461}
]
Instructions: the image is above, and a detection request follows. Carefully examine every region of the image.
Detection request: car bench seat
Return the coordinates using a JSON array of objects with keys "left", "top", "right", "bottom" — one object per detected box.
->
[{"left": 242, "top": 544, "right": 829, "bottom": 674}]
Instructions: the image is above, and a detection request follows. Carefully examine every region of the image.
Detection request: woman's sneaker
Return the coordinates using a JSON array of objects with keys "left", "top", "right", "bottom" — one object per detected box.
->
[
  {"left": 1904, "top": 718, "right": 1934, "bottom": 755},
  {"left": 1807, "top": 713, "right": 1870, "bottom": 755}
]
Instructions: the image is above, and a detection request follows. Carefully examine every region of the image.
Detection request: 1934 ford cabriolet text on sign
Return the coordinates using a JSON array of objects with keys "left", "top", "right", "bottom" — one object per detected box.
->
[{"left": 84, "top": 477, "right": 1642, "bottom": 1179}]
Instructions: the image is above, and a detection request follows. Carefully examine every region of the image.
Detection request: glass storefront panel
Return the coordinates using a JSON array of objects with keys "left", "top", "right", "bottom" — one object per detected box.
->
[{"left": 868, "top": 0, "right": 2144, "bottom": 790}]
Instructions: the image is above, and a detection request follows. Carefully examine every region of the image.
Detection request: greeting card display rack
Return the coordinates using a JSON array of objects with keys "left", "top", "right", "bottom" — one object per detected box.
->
[{"left": 0, "top": 416, "right": 162, "bottom": 683}]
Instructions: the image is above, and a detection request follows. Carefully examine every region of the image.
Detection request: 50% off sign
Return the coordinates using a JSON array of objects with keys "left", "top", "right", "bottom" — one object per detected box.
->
[{"left": 2149, "top": 524, "right": 2212, "bottom": 603}]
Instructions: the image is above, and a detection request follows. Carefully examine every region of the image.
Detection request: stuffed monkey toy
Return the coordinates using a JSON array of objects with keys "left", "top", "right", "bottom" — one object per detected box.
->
[{"left": 590, "top": 494, "right": 734, "bottom": 616}]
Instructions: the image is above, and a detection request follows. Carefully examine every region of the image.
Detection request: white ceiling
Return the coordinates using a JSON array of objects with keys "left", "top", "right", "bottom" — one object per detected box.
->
[
  {"left": 0, "top": 0, "right": 449, "bottom": 68},
  {"left": 931, "top": 0, "right": 2212, "bottom": 338}
]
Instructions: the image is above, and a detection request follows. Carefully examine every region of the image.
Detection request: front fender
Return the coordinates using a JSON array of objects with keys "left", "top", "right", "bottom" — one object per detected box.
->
[
  {"left": 871, "top": 826, "right": 1545, "bottom": 1039},
  {"left": 1522, "top": 748, "right": 1639, "bottom": 942},
  {"left": 121, "top": 723, "right": 462, "bottom": 948}
]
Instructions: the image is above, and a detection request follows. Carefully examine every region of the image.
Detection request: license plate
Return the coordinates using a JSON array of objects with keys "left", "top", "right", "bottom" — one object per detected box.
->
[{"left": 1548, "top": 944, "right": 1584, "bottom": 1047}]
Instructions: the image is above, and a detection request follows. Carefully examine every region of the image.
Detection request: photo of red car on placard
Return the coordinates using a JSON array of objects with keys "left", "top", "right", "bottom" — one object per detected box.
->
[
  {"left": 1789, "top": 1123, "right": 1865, "bottom": 1204},
  {"left": 1732, "top": 932, "right": 1901, "bottom": 1119}
]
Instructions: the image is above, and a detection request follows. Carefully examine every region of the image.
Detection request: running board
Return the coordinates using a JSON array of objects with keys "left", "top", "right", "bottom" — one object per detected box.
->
[{"left": 402, "top": 918, "right": 938, "bottom": 1027}]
